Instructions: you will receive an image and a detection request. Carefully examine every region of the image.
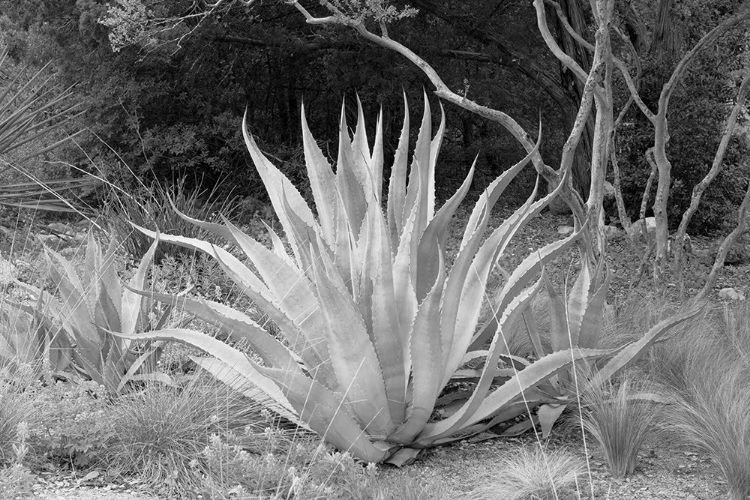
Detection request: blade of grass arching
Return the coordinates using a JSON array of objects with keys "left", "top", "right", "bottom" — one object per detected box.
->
[
  {"left": 301, "top": 102, "right": 338, "bottom": 246},
  {"left": 386, "top": 93, "right": 410, "bottom": 248},
  {"left": 311, "top": 237, "right": 393, "bottom": 437}
]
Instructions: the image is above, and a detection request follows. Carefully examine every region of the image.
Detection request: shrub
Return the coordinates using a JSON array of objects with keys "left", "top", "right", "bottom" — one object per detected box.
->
[{"left": 470, "top": 445, "right": 586, "bottom": 500}]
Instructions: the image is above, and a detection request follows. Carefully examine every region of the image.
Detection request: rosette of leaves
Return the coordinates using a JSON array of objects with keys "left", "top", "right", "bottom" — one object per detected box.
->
[
  {"left": 12, "top": 232, "right": 174, "bottom": 393},
  {"left": 473, "top": 258, "right": 703, "bottom": 438},
  {"left": 120, "top": 97, "right": 702, "bottom": 465}
]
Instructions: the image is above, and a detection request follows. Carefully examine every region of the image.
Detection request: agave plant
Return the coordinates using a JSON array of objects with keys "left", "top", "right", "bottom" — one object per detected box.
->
[
  {"left": 10, "top": 232, "right": 176, "bottom": 393},
  {"left": 0, "top": 293, "right": 73, "bottom": 376},
  {"left": 120, "top": 97, "right": 703, "bottom": 464}
]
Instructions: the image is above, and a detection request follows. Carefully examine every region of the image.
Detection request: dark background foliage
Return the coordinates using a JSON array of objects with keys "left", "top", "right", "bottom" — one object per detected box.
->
[{"left": 0, "top": 0, "right": 747, "bottom": 234}]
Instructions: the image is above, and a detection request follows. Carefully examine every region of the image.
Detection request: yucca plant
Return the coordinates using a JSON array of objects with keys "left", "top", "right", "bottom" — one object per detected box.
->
[
  {"left": 9, "top": 232, "right": 176, "bottom": 393},
  {"left": 0, "top": 49, "right": 96, "bottom": 212},
  {"left": 120, "top": 97, "right": 703, "bottom": 464}
]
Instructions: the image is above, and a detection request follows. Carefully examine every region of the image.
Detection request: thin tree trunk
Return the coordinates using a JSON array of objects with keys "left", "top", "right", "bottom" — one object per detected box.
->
[
  {"left": 696, "top": 175, "right": 750, "bottom": 301},
  {"left": 672, "top": 70, "right": 750, "bottom": 287}
]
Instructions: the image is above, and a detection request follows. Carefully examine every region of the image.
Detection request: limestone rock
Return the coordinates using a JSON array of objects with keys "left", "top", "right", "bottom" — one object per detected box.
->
[
  {"left": 557, "top": 225, "right": 574, "bottom": 235},
  {"left": 719, "top": 287, "right": 745, "bottom": 301}
]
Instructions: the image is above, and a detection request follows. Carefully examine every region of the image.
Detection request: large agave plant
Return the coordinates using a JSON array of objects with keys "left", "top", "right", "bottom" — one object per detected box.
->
[{"left": 122, "top": 97, "right": 703, "bottom": 464}]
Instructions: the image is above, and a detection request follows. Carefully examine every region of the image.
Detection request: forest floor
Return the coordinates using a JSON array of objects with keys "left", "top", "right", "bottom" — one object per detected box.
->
[{"left": 3, "top": 205, "right": 748, "bottom": 500}]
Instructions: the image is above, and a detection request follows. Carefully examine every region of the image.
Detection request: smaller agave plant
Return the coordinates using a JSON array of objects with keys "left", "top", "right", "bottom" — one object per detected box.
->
[
  {"left": 120, "top": 96, "right": 703, "bottom": 464},
  {"left": 10, "top": 232, "right": 174, "bottom": 393}
]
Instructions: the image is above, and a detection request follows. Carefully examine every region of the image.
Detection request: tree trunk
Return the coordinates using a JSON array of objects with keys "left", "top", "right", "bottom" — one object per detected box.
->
[{"left": 549, "top": 0, "right": 595, "bottom": 214}]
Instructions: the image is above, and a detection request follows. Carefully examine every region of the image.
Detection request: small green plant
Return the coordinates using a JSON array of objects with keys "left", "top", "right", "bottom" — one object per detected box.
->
[
  {"left": 577, "top": 371, "right": 659, "bottom": 477},
  {"left": 470, "top": 445, "right": 585, "bottom": 500},
  {"left": 30, "top": 379, "right": 113, "bottom": 468},
  {"left": 104, "top": 376, "right": 265, "bottom": 497},
  {"left": 11, "top": 231, "right": 175, "bottom": 393}
]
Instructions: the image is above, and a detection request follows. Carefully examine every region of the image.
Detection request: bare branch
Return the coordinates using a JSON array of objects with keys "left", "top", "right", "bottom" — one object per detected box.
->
[
  {"left": 672, "top": 70, "right": 750, "bottom": 275},
  {"left": 697, "top": 175, "right": 750, "bottom": 301},
  {"left": 532, "top": 0, "right": 590, "bottom": 84},
  {"left": 544, "top": 0, "right": 595, "bottom": 52}
]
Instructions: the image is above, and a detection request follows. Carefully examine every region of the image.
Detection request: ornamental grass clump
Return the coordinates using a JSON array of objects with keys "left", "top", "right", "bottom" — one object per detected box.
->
[
  {"left": 121, "top": 96, "right": 704, "bottom": 464},
  {"left": 470, "top": 445, "right": 585, "bottom": 500},
  {"left": 577, "top": 370, "right": 659, "bottom": 478},
  {"left": 104, "top": 376, "right": 267, "bottom": 497}
]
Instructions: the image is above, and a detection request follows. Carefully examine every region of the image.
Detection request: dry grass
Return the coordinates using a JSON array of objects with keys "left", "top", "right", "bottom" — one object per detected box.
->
[
  {"left": 576, "top": 370, "right": 660, "bottom": 478},
  {"left": 469, "top": 445, "right": 586, "bottom": 500}
]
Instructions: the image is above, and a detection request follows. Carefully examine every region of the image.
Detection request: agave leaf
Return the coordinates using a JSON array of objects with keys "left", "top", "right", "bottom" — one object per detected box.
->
[
  {"left": 542, "top": 269, "right": 570, "bottom": 353},
  {"left": 301, "top": 104, "right": 339, "bottom": 247},
  {"left": 310, "top": 237, "right": 393, "bottom": 436},
  {"left": 44, "top": 250, "right": 100, "bottom": 347},
  {"left": 123, "top": 287, "right": 303, "bottom": 374},
  {"left": 386, "top": 93, "right": 410, "bottom": 247},
  {"left": 389, "top": 244, "right": 446, "bottom": 444},
  {"left": 335, "top": 103, "right": 367, "bottom": 240},
  {"left": 430, "top": 272, "right": 541, "bottom": 440},
  {"left": 426, "top": 347, "right": 615, "bottom": 440},
  {"left": 221, "top": 219, "right": 325, "bottom": 340},
  {"left": 590, "top": 302, "right": 706, "bottom": 388},
  {"left": 191, "top": 356, "right": 305, "bottom": 427},
  {"left": 122, "top": 234, "right": 159, "bottom": 335},
  {"left": 566, "top": 255, "right": 592, "bottom": 346},
  {"left": 471, "top": 224, "right": 583, "bottom": 350},
  {"left": 538, "top": 403, "right": 567, "bottom": 438},
  {"left": 131, "top": 224, "right": 269, "bottom": 292},
  {"left": 415, "top": 161, "right": 475, "bottom": 302},
  {"left": 370, "top": 109, "right": 384, "bottom": 201},
  {"left": 351, "top": 97, "right": 378, "bottom": 202},
  {"left": 243, "top": 110, "right": 319, "bottom": 265},
  {"left": 257, "top": 364, "right": 389, "bottom": 463},
  {"left": 576, "top": 268, "right": 612, "bottom": 349},
  {"left": 392, "top": 203, "right": 419, "bottom": 379},
  {"left": 262, "top": 220, "right": 295, "bottom": 267},
  {"left": 368, "top": 203, "right": 407, "bottom": 424},
  {"left": 115, "top": 328, "right": 296, "bottom": 412}
]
